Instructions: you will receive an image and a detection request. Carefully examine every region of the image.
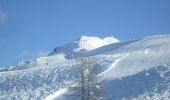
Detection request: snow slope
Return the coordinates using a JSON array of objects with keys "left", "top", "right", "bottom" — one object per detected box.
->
[
  {"left": 0, "top": 35, "right": 170, "bottom": 100},
  {"left": 98, "top": 35, "right": 170, "bottom": 79},
  {"left": 1, "top": 53, "right": 68, "bottom": 71}
]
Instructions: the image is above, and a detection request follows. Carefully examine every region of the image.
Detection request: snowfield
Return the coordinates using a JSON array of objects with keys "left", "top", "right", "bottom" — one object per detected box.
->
[
  {"left": 0, "top": 35, "right": 170, "bottom": 100},
  {"left": 43, "top": 88, "right": 68, "bottom": 100}
]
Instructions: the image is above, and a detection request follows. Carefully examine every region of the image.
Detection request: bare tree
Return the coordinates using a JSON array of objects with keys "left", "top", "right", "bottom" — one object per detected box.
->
[{"left": 69, "top": 57, "right": 105, "bottom": 100}]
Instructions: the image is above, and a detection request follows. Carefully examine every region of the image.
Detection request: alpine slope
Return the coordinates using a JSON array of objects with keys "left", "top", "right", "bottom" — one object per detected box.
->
[{"left": 0, "top": 35, "right": 170, "bottom": 100}]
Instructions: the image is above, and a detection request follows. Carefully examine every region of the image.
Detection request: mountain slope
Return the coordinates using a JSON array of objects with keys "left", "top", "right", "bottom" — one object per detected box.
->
[
  {"left": 2, "top": 36, "right": 119, "bottom": 71},
  {"left": 0, "top": 35, "right": 170, "bottom": 100}
]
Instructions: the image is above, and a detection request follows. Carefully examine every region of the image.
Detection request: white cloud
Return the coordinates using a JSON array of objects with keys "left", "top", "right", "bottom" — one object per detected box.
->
[{"left": 0, "top": 9, "right": 7, "bottom": 24}]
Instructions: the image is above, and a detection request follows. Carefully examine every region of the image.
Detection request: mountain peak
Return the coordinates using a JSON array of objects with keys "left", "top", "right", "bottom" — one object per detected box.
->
[
  {"left": 73, "top": 35, "right": 119, "bottom": 52},
  {"left": 77, "top": 35, "right": 119, "bottom": 42},
  {"left": 50, "top": 35, "right": 119, "bottom": 56}
]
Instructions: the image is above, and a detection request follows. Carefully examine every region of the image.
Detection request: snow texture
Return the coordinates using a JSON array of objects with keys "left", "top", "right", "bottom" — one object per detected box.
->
[{"left": 0, "top": 35, "right": 170, "bottom": 100}]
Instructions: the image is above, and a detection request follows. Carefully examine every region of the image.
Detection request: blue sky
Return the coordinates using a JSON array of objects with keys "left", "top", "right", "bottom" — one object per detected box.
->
[{"left": 0, "top": 0, "right": 170, "bottom": 67}]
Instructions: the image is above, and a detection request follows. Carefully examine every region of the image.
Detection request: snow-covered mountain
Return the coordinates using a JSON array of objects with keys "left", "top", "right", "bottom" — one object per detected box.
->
[
  {"left": 49, "top": 36, "right": 119, "bottom": 58},
  {"left": 0, "top": 35, "right": 170, "bottom": 100}
]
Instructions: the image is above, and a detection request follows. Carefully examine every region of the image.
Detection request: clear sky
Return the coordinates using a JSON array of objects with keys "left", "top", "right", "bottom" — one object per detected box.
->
[{"left": 0, "top": 0, "right": 170, "bottom": 67}]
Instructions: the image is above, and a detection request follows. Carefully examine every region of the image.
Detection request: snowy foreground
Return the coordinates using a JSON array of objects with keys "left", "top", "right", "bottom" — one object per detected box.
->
[{"left": 0, "top": 35, "right": 170, "bottom": 100}]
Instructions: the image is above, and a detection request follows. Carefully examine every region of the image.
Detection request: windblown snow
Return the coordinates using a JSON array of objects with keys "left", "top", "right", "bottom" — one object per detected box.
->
[{"left": 0, "top": 35, "right": 170, "bottom": 100}]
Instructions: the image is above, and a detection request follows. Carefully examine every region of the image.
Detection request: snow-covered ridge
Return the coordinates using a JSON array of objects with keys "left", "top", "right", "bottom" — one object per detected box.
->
[{"left": 49, "top": 36, "right": 119, "bottom": 56}]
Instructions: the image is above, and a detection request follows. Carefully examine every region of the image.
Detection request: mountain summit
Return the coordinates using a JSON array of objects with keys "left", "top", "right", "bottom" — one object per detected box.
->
[
  {"left": 49, "top": 36, "right": 119, "bottom": 58},
  {"left": 73, "top": 36, "right": 119, "bottom": 52}
]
